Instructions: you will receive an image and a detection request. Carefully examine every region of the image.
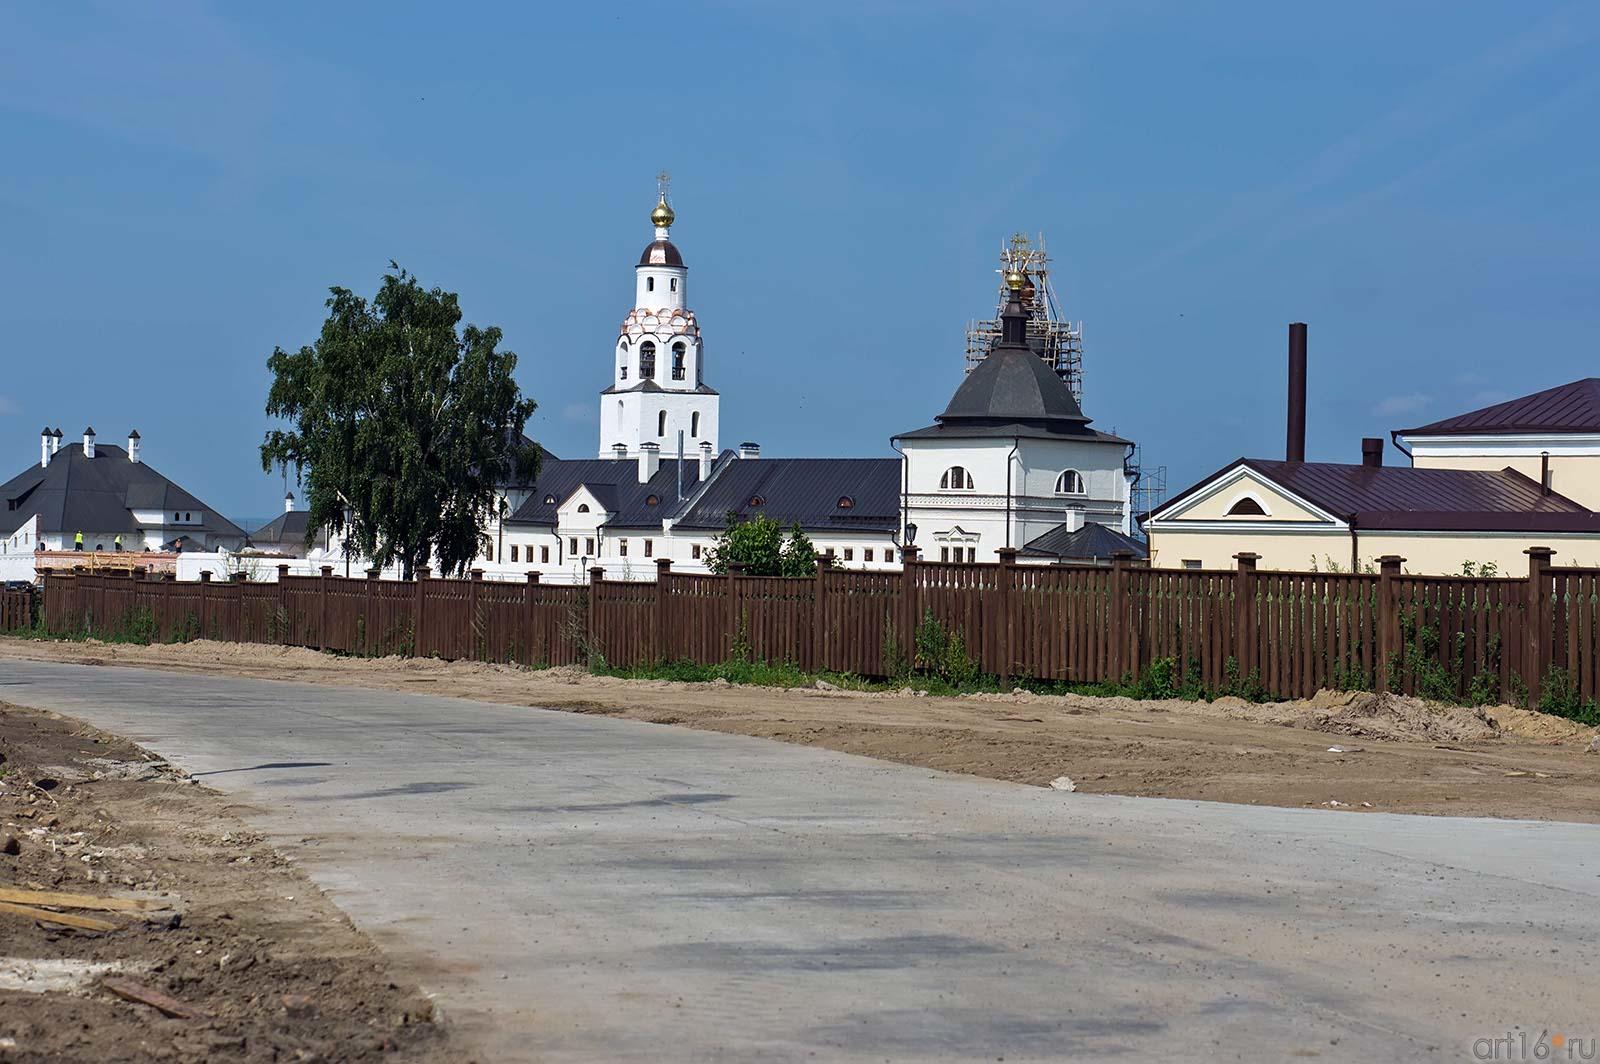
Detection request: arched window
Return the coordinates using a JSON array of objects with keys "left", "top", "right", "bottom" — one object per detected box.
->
[
  {"left": 690, "top": 411, "right": 700, "bottom": 437},
  {"left": 647, "top": 277, "right": 655, "bottom": 292},
  {"left": 671, "top": 342, "right": 686, "bottom": 380},
  {"left": 657, "top": 410, "right": 667, "bottom": 437},
  {"left": 940, "top": 466, "right": 975, "bottom": 491},
  {"left": 577, "top": 504, "right": 590, "bottom": 513},
  {"left": 1226, "top": 495, "right": 1268, "bottom": 516},
  {"left": 1054, "top": 470, "right": 1085, "bottom": 495},
  {"left": 749, "top": 494, "right": 766, "bottom": 507},
  {"left": 837, "top": 496, "right": 854, "bottom": 509},
  {"left": 639, "top": 342, "right": 656, "bottom": 378}
]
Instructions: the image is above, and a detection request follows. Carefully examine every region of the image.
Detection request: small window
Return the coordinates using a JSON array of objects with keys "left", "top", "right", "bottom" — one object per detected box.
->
[
  {"left": 940, "top": 466, "right": 974, "bottom": 491},
  {"left": 1055, "top": 470, "right": 1085, "bottom": 495},
  {"left": 484, "top": 543, "right": 494, "bottom": 562},
  {"left": 644, "top": 539, "right": 653, "bottom": 557},
  {"left": 690, "top": 411, "right": 699, "bottom": 437},
  {"left": 864, "top": 549, "right": 874, "bottom": 562},
  {"left": 885, "top": 548, "right": 894, "bottom": 563},
  {"left": 544, "top": 494, "right": 556, "bottom": 505},
  {"left": 968, "top": 547, "right": 977, "bottom": 563},
  {"left": 647, "top": 277, "right": 655, "bottom": 292},
  {"left": 658, "top": 411, "right": 667, "bottom": 437},
  {"left": 843, "top": 548, "right": 853, "bottom": 561},
  {"left": 670, "top": 277, "right": 677, "bottom": 292},
  {"left": 541, "top": 546, "right": 550, "bottom": 563},
  {"left": 692, "top": 544, "right": 702, "bottom": 560},
  {"left": 510, "top": 545, "right": 519, "bottom": 563},
  {"left": 577, "top": 503, "right": 590, "bottom": 513},
  {"left": 585, "top": 537, "right": 595, "bottom": 555},
  {"left": 646, "top": 494, "right": 659, "bottom": 506},
  {"left": 640, "top": 341, "right": 656, "bottom": 378},
  {"left": 569, "top": 537, "right": 578, "bottom": 554},
  {"left": 671, "top": 343, "right": 686, "bottom": 381},
  {"left": 1226, "top": 496, "right": 1268, "bottom": 516},
  {"left": 940, "top": 547, "right": 950, "bottom": 562},
  {"left": 1183, "top": 559, "right": 1203, "bottom": 570},
  {"left": 749, "top": 494, "right": 766, "bottom": 507},
  {"left": 185, "top": 512, "right": 191, "bottom": 521},
  {"left": 837, "top": 495, "right": 854, "bottom": 509},
  {"left": 619, "top": 539, "right": 628, "bottom": 557},
  {"left": 620, "top": 363, "right": 628, "bottom": 380}
]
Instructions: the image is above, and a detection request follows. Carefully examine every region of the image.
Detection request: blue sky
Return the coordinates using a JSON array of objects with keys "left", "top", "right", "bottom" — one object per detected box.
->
[{"left": 3, "top": 2, "right": 1596, "bottom": 522}]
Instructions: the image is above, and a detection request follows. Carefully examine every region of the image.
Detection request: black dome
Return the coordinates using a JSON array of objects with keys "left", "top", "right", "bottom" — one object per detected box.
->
[{"left": 638, "top": 239, "right": 684, "bottom": 268}]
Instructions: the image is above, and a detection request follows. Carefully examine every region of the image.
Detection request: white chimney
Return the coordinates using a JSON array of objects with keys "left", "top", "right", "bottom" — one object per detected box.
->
[
  {"left": 51, "top": 429, "right": 61, "bottom": 456},
  {"left": 612, "top": 443, "right": 628, "bottom": 460},
  {"left": 638, "top": 442, "right": 660, "bottom": 483},
  {"left": 127, "top": 429, "right": 141, "bottom": 464},
  {"left": 40, "top": 426, "right": 51, "bottom": 469},
  {"left": 285, "top": 491, "right": 296, "bottom": 514},
  {"left": 698, "top": 440, "right": 713, "bottom": 479},
  {"left": 82, "top": 426, "right": 96, "bottom": 459},
  {"left": 738, "top": 441, "right": 760, "bottom": 460}
]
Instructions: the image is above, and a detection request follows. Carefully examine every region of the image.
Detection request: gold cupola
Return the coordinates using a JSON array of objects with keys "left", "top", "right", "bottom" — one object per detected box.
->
[{"left": 651, "top": 196, "right": 675, "bottom": 229}]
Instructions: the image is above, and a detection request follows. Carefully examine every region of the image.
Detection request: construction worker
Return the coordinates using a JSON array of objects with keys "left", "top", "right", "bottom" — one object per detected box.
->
[
  {"left": 74, "top": 530, "right": 84, "bottom": 551},
  {"left": 114, "top": 533, "right": 123, "bottom": 552}
]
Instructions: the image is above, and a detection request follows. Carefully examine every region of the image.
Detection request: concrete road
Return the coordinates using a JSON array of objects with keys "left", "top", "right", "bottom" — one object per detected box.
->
[{"left": 1, "top": 659, "right": 1594, "bottom": 1062}]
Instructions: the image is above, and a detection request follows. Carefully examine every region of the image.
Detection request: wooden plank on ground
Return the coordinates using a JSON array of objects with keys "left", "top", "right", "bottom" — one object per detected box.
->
[
  {"left": 102, "top": 977, "right": 204, "bottom": 1019},
  {"left": 0, "top": 887, "right": 165, "bottom": 913},
  {"left": 0, "top": 900, "right": 121, "bottom": 932}
]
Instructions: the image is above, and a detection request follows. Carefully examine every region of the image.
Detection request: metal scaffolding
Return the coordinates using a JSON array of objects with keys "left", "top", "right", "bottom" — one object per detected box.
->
[{"left": 964, "top": 232, "right": 1084, "bottom": 401}]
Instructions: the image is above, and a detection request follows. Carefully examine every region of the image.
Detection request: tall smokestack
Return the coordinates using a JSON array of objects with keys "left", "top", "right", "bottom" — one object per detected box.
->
[{"left": 1286, "top": 323, "right": 1307, "bottom": 463}]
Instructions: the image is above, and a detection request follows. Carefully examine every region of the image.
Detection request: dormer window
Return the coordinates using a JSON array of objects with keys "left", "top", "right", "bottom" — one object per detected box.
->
[
  {"left": 837, "top": 496, "right": 854, "bottom": 509},
  {"left": 543, "top": 494, "right": 556, "bottom": 505},
  {"left": 646, "top": 494, "right": 660, "bottom": 506},
  {"left": 749, "top": 495, "right": 766, "bottom": 507}
]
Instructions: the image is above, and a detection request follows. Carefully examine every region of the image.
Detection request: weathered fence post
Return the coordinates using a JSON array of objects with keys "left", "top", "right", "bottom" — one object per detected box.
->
[
  {"left": 524, "top": 570, "right": 541, "bottom": 666},
  {"left": 654, "top": 558, "right": 672, "bottom": 663},
  {"left": 727, "top": 562, "right": 746, "bottom": 660},
  {"left": 1524, "top": 546, "right": 1555, "bottom": 708},
  {"left": 1375, "top": 555, "right": 1405, "bottom": 693},
  {"left": 811, "top": 559, "right": 831, "bottom": 672},
  {"left": 1110, "top": 550, "right": 1134, "bottom": 681},
  {"left": 588, "top": 566, "right": 605, "bottom": 665},
  {"left": 364, "top": 568, "right": 379, "bottom": 655},
  {"left": 996, "top": 547, "right": 1018, "bottom": 686},
  {"left": 468, "top": 569, "right": 484, "bottom": 661},
  {"left": 318, "top": 565, "right": 333, "bottom": 651},
  {"left": 275, "top": 565, "right": 290, "bottom": 646},
  {"left": 1232, "top": 553, "right": 1259, "bottom": 683},
  {"left": 414, "top": 567, "right": 430, "bottom": 657},
  {"left": 198, "top": 570, "right": 211, "bottom": 640},
  {"left": 899, "top": 545, "right": 920, "bottom": 669}
]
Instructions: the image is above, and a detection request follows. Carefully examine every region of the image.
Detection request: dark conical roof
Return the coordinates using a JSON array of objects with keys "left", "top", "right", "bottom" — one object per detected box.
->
[
  {"left": 638, "top": 239, "right": 684, "bottom": 268},
  {"left": 937, "top": 293, "right": 1088, "bottom": 427}
]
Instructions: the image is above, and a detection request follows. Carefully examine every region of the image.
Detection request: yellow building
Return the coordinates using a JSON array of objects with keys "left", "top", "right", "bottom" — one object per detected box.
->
[{"left": 1146, "top": 378, "right": 1600, "bottom": 575}]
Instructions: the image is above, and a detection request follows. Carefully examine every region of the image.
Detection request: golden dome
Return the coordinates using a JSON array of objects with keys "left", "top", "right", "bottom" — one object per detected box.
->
[
  {"left": 651, "top": 196, "right": 675, "bottom": 228},
  {"left": 1004, "top": 268, "right": 1026, "bottom": 291}
]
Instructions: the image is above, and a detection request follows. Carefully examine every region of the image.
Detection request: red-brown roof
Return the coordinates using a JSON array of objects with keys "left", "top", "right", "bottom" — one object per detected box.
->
[{"left": 1399, "top": 378, "right": 1600, "bottom": 436}]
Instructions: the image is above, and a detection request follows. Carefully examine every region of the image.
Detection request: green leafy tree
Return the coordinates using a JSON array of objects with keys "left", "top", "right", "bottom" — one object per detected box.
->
[
  {"left": 704, "top": 516, "right": 827, "bottom": 577},
  {"left": 260, "top": 265, "right": 539, "bottom": 579}
]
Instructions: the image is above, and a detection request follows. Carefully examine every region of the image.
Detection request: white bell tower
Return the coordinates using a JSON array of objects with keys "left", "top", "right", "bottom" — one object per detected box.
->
[{"left": 599, "top": 173, "right": 721, "bottom": 459}]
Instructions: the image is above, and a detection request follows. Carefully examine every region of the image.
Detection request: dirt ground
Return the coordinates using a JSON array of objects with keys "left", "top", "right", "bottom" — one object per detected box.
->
[
  {"left": 3, "top": 636, "right": 1597, "bottom": 824},
  {"left": 0, "top": 700, "right": 471, "bottom": 1064}
]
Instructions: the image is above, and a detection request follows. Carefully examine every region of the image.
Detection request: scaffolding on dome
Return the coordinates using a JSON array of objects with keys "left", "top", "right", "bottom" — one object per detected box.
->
[{"left": 964, "top": 232, "right": 1084, "bottom": 401}]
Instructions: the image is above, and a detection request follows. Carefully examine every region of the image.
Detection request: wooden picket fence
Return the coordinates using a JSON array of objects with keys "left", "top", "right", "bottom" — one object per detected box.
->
[
  {"left": 24, "top": 548, "right": 1600, "bottom": 708},
  {"left": 1, "top": 587, "right": 35, "bottom": 632}
]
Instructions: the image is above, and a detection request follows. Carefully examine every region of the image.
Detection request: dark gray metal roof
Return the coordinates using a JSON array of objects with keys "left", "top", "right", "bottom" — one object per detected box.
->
[
  {"left": 1399, "top": 378, "right": 1600, "bottom": 436},
  {"left": 505, "top": 459, "right": 700, "bottom": 529},
  {"left": 1151, "top": 457, "right": 1600, "bottom": 532},
  {"left": 0, "top": 443, "right": 244, "bottom": 539},
  {"left": 249, "top": 510, "right": 312, "bottom": 546},
  {"left": 939, "top": 346, "right": 1088, "bottom": 425},
  {"left": 673, "top": 458, "right": 901, "bottom": 533},
  {"left": 1020, "top": 522, "right": 1147, "bottom": 560},
  {"left": 638, "top": 239, "right": 684, "bottom": 268},
  {"left": 599, "top": 381, "right": 719, "bottom": 396}
]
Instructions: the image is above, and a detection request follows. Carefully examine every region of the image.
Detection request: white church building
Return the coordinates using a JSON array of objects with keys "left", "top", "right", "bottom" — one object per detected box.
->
[{"left": 468, "top": 183, "right": 1141, "bottom": 580}]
